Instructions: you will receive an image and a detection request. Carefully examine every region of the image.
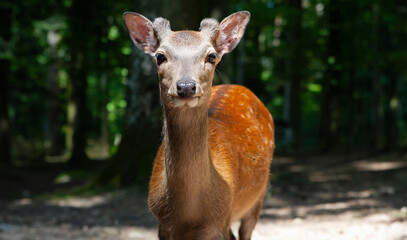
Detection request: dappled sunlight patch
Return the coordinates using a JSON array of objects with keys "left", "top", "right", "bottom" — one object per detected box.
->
[
  {"left": 310, "top": 189, "right": 391, "bottom": 201},
  {"left": 274, "top": 156, "right": 296, "bottom": 165},
  {"left": 256, "top": 206, "right": 407, "bottom": 240},
  {"left": 47, "top": 194, "right": 112, "bottom": 208},
  {"left": 364, "top": 213, "right": 392, "bottom": 223},
  {"left": 13, "top": 198, "right": 33, "bottom": 206},
  {"left": 0, "top": 224, "right": 158, "bottom": 240},
  {"left": 352, "top": 160, "right": 407, "bottom": 171},
  {"left": 261, "top": 188, "right": 394, "bottom": 222},
  {"left": 309, "top": 172, "right": 352, "bottom": 182},
  {"left": 42, "top": 188, "right": 139, "bottom": 208},
  {"left": 388, "top": 206, "right": 407, "bottom": 221},
  {"left": 4, "top": 154, "right": 406, "bottom": 239},
  {"left": 8, "top": 191, "right": 115, "bottom": 210},
  {"left": 261, "top": 205, "right": 293, "bottom": 219},
  {"left": 119, "top": 226, "right": 157, "bottom": 239},
  {"left": 307, "top": 198, "right": 385, "bottom": 216}
]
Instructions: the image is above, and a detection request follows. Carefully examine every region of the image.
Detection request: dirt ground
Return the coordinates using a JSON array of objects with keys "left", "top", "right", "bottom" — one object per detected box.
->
[{"left": 1, "top": 153, "right": 407, "bottom": 240}]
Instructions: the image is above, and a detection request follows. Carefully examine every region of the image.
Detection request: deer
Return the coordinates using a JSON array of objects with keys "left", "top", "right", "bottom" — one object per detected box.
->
[{"left": 123, "top": 11, "right": 275, "bottom": 240}]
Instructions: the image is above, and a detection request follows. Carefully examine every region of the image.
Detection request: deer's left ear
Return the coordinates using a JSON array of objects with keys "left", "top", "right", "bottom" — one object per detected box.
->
[{"left": 215, "top": 11, "right": 250, "bottom": 56}]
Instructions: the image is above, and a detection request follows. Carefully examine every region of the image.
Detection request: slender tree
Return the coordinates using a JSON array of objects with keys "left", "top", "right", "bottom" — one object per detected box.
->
[
  {"left": 381, "top": 0, "right": 406, "bottom": 151},
  {"left": 66, "top": 0, "right": 94, "bottom": 165},
  {"left": 321, "top": 0, "right": 341, "bottom": 150},
  {"left": 286, "top": 0, "right": 303, "bottom": 150},
  {"left": 387, "top": 73, "right": 399, "bottom": 150},
  {"left": 0, "top": 5, "right": 12, "bottom": 168},
  {"left": 45, "top": 30, "right": 61, "bottom": 155},
  {"left": 371, "top": 1, "right": 385, "bottom": 150}
]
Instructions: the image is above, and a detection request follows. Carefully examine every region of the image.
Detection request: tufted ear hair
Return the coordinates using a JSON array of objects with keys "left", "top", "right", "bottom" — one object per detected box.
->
[
  {"left": 123, "top": 12, "right": 158, "bottom": 56},
  {"left": 153, "top": 17, "right": 172, "bottom": 42},
  {"left": 215, "top": 11, "right": 250, "bottom": 56},
  {"left": 199, "top": 18, "right": 219, "bottom": 40}
]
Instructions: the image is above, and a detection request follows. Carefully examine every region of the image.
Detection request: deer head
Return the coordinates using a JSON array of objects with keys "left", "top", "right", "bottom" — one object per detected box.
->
[{"left": 123, "top": 11, "right": 250, "bottom": 109}]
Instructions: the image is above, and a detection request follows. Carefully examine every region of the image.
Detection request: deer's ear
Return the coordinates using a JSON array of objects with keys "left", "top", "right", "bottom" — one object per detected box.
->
[
  {"left": 215, "top": 11, "right": 250, "bottom": 55},
  {"left": 123, "top": 12, "right": 158, "bottom": 56}
]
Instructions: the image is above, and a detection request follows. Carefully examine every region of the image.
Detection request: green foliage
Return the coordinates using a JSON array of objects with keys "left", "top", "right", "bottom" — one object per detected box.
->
[{"left": 2, "top": 0, "right": 407, "bottom": 185}]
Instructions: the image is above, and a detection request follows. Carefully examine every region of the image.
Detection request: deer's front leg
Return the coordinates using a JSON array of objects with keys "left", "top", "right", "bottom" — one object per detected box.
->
[{"left": 158, "top": 224, "right": 171, "bottom": 240}]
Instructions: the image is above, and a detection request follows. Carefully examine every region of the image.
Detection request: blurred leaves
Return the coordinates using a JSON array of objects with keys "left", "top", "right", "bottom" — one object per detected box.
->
[{"left": 1, "top": 0, "right": 407, "bottom": 181}]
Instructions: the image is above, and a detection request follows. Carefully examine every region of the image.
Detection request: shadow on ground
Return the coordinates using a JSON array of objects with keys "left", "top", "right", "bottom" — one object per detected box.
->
[{"left": 1, "top": 153, "right": 407, "bottom": 239}]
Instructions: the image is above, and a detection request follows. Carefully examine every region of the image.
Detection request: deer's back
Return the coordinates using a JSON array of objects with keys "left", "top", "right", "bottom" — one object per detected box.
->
[{"left": 208, "top": 84, "right": 274, "bottom": 221}]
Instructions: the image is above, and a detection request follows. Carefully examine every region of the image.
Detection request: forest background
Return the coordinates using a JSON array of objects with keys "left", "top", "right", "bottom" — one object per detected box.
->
[{"left": 1, "top": 0, "right": 407, "bottom": 189}]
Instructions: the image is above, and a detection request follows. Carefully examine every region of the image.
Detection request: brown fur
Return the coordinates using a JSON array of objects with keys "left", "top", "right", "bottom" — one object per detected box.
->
[
  {"left": 170, "top": 31, "right": 203, "bottom": 46},
  {"left": 148, "top": 85, "right": 274, "bottom": 240}
]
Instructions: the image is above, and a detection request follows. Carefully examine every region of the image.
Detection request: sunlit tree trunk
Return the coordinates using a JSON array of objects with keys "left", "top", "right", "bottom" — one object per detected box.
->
[
  {"left": 387, "top": 73, "right": 399, "bottom": 150},
  {"left": 45, "top": 30, "right": 61, "bottom": 156},
  {"left": 99, "top": 74, "right": 110, "bottom": 158}
]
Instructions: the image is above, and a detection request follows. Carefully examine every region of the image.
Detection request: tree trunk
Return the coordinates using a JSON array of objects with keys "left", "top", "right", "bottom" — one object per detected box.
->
[
  {"left": 0, "top": 7, "right": 12, "bottom": 168},
  {"left": 45, "top": 30, "right": 60, "bottom": 156},
  {"left": 69, "top": 56, "right": 88, "bottom": 165},
  {"left": 387, "top": 73, "right": 399, "bottom": 150},
  {"left": 371, "top": 2, "right": 385, "bottom": 150},
  {"left": 287, "top": 0, "right": 302, "bottom": 150},
  {"left": 0, "top": 59, "right": 11, "bottom": 168},
  {"left": 66, "top": 0, "right": 91, "bottom": 166},
  {"left": 99, "top": 74, "right": 110, "bottom": 158},
  {"left": 381, "top": 0, "right": 402, "bottom": 151},
  {"left": 321, "top": 1, "right": 341, "bottom": 150}
]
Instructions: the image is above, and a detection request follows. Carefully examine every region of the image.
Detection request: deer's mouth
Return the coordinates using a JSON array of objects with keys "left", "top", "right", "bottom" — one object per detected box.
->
[{"left": 172, "top": 96, "right": 200, "bottom": 108}]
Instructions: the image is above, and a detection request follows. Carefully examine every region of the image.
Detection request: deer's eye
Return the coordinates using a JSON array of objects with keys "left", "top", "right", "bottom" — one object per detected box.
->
[
  {"left": 207, "top": 53, "right": 218, "bottom": 64},
  {"left": 156, "top": 53, "right": 167, "bottom": 65}
]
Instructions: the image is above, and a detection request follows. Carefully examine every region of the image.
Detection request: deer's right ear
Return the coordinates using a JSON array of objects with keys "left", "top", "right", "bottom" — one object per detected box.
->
[{"left": 123, "top": 12, "right": 158, "bottom": 56}]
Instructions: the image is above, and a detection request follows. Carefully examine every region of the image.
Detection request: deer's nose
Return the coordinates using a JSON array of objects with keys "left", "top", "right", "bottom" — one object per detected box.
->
[{"left": 176, "top": 80, "right": 196, "bottom": 98}]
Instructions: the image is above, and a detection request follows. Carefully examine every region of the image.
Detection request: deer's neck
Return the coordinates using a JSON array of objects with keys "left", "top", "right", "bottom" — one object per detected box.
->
[{"left": 163, "top": 105, "right": 211, "bottom": 192}]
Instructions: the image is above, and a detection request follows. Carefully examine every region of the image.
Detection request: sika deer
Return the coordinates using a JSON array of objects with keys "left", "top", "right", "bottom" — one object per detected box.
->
[{"left": 123, "top": 11, "right": 275, "bottom": 240}]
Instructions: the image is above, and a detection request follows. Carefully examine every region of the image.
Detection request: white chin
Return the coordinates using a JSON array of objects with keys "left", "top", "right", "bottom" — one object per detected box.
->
[
  {"left": 173, "top": 97, "right": 199, "bottom": 108},
  {"left": 187, "top": 98, "right": 199, "bottom": 107}
]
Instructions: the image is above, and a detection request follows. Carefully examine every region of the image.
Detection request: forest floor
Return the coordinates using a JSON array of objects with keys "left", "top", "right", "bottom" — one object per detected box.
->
[{"left": 1, "top": 152, "right": 407, "bottom": 240}]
